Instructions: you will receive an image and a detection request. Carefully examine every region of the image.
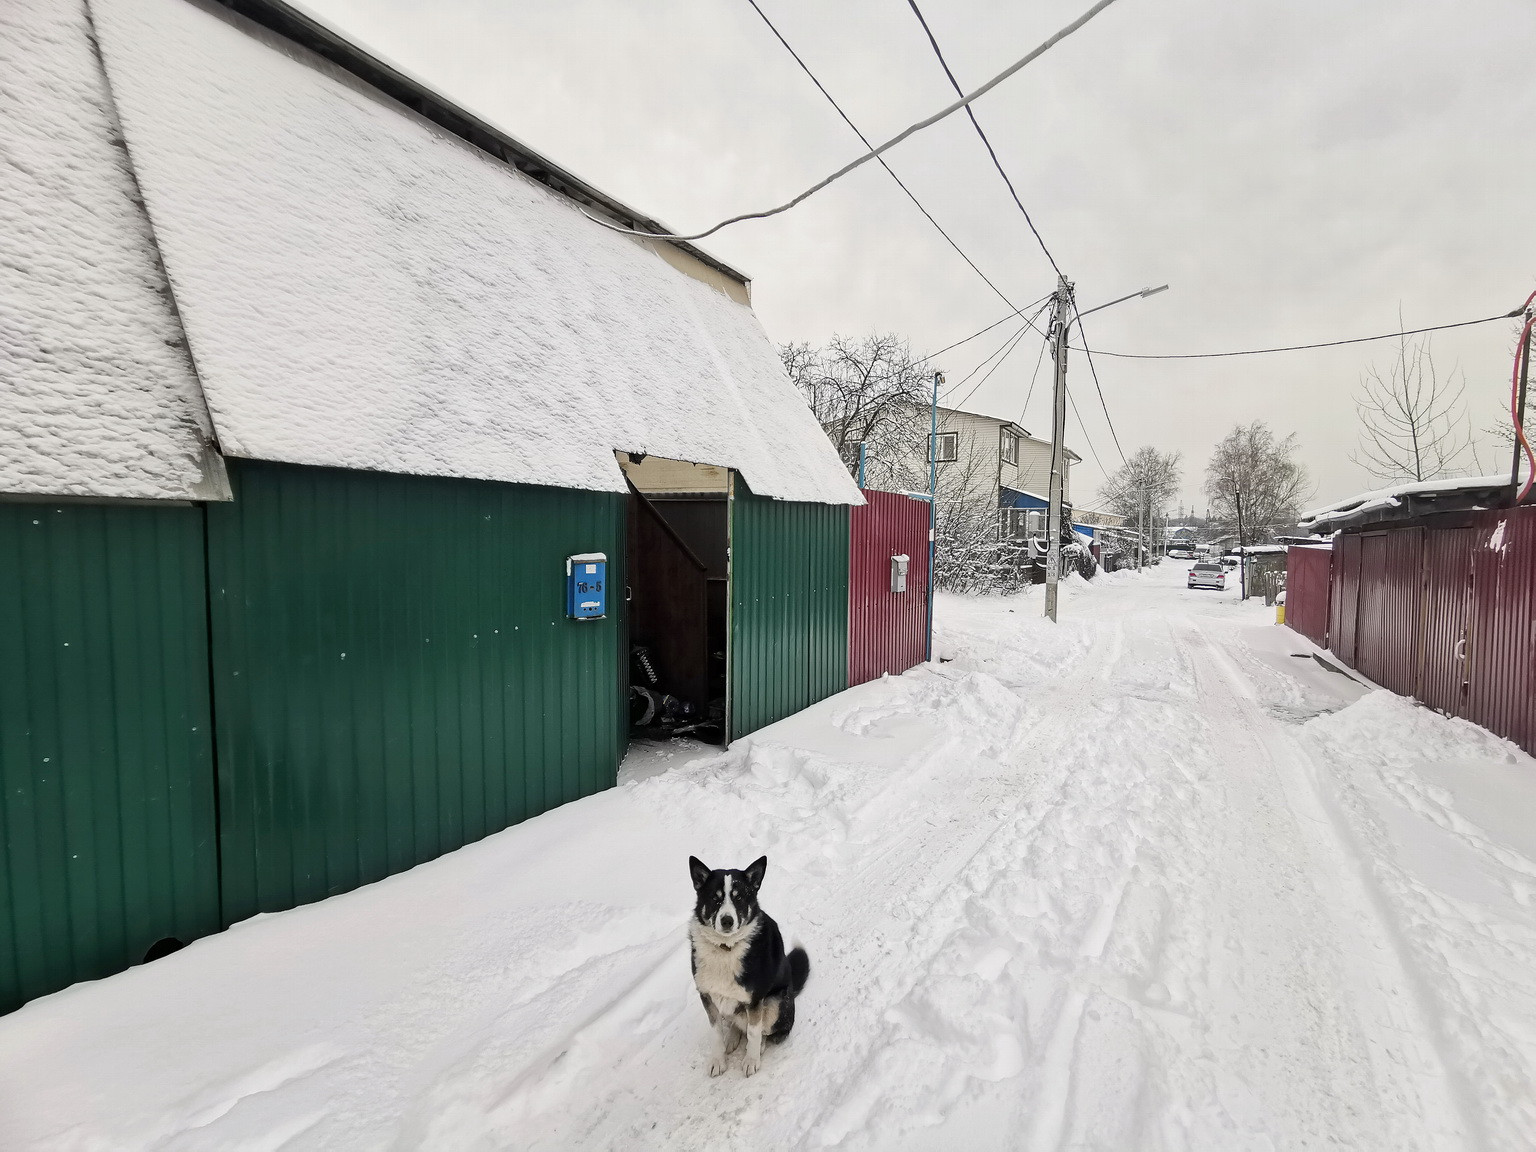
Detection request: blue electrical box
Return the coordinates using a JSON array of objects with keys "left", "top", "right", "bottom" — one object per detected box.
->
[{"left": 566, "top": 553, "right": 608, "bottom": 620}]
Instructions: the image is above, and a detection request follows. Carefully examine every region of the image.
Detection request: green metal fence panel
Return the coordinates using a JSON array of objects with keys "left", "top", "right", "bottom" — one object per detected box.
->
[
  {"left": 729, "top": 481, "right": 849, "bottom": 740},
  {"left": 207, "top": 462, "right": 624, "bottom": 925},
  {"left": 0, "top": 503, "right": 219, "bottom": 1014}
]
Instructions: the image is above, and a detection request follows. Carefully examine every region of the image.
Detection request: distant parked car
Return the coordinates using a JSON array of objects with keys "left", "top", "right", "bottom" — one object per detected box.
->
[
  {"left": 1188, "top": 563, "right": 1227, "bottom": 590},
  {"left": 1168, "top": 546, "right": 1198, "bottom": 560}
]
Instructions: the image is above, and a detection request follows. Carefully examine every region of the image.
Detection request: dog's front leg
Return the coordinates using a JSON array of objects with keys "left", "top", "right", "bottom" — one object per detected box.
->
[
  {"left": 741, "top": 1012, "right": 765, "bottom": 1077},
  {"left": 708, "top": 1001, "right": 735, "bottom": 1077}
]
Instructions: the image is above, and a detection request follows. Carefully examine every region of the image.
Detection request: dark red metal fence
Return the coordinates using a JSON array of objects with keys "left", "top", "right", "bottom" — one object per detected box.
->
[
  {"left": 1329, "top": 532, "right": 1363, "bottom": 668},
  {"left": 849, "top": 490, "right": 930, "bottom": 686},
  {"left": 1310, "top": 506, "right": 1536, "bottom": 756},
  {"left": 1283, "top": 545, "right": 1333, "bottom": 648},
  {"left": 1465, "top": 507, "right": 1536, "bottom": 753}
]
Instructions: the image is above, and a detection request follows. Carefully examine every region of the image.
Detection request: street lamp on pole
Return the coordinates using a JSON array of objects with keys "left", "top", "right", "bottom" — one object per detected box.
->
[{"left": 1043, "top": 282, "right": 1171, "bottom": 621}]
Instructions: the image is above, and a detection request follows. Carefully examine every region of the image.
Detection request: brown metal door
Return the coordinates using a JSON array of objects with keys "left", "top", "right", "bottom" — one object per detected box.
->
[{"left": 1417, "top": 528, "right": 1474, "bottom": 715}]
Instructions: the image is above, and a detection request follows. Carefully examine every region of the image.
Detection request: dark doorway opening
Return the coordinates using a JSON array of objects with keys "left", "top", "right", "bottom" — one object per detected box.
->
[
  {"left": 620, "top": 454, "right": 730, "bottom": 744},
  {"left": 141, "top": 937, "right": 186, "bottom": 964}
]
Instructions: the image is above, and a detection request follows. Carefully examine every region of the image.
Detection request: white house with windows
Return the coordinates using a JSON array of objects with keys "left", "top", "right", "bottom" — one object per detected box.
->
[{"left": 903, "top": 406, "right": 1078, "bottom": 539}]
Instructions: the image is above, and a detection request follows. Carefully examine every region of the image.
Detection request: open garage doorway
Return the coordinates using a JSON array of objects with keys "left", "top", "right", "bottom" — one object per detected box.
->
[{"left": 618, "top": 453, "right": 730, "bottom": 744}]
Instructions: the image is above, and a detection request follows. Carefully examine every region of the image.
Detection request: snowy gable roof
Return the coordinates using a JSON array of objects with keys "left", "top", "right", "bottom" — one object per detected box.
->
[
  {"left": 85, "top": 0, "right": 860, "bottom": 505},
  {"left": 1298, "top": 474, "right": 1513, "bottom": 530},
  {"left": 0, "top": 0, "right": 228, "bottom": 500}
]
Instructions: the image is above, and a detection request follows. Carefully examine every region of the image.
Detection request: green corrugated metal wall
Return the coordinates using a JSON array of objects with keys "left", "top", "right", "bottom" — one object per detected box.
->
[
  {"left": 206, "top": 461, "right": 625, "bottom": 924},
  {"left": 0, "top": 503, "right": 220, "bottom": 1015},
  {"left": 728, "top": 479, "right": 850, "bottom": 740}
]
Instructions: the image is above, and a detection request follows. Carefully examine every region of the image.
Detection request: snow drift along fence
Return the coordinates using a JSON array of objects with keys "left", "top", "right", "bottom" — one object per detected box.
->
[
  {"left": 849, "top": 491, "right": 931, "bottom": 686},
  {"left": 1320, "top": 506, "right": 1536, "bottom": 756},
  {"left": 1283, "top": 545, "right": 1332, "bottom": 648}
]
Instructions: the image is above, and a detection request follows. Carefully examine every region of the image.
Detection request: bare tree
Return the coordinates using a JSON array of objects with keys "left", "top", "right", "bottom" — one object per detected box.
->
[
  {"left": 1098, "top": 446, "right": 1182, "bottom": 547},
  {"left": 780, "top": 334, "right": 931, "bottom": 490},
  {"left": 1351, "top": 326, "right": 1471, "bottom": 482},
  {"left": 1203, "top": 421, "right": 1309, "bottom": 544}
]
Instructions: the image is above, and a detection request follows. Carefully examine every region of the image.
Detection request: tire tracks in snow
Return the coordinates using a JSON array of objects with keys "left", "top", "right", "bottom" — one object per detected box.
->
[{"left": 1186, "top": 618, "right": 1476, "bottom": 1150}]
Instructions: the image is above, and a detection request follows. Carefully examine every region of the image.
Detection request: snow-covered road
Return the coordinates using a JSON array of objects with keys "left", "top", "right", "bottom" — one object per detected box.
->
[{"left": 4, "top": 565, "right": 1536, "bottom": 1150}]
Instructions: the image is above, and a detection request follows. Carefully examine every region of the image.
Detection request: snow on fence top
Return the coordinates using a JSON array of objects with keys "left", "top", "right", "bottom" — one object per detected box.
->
[
  {"left": 0, "top": 0, "right": 228, "bottom": 501},
  {"left": 1298, "top": 474, "right": 1512, "bottom": 530},
  {"left": 82, "top": 0, "right": 860, "bottom": 505}
]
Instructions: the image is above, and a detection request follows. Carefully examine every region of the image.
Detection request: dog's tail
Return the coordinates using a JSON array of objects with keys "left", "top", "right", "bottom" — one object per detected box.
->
[{"left": 787, "top": 945, "right": 810, "bottom": 996}]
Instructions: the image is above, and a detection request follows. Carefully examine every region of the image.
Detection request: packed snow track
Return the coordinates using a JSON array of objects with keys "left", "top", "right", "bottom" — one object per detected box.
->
[{"left": 3, "top": 565, "right": 1535, "bottom": 1150}]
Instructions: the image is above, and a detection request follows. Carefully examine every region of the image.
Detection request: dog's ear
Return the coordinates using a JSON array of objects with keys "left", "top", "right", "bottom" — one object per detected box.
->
[
  {"left": 688, "top": 856, "right": 711, "bottom": 891},
  {"left": 744, "top": 856, "right": 767, "bottom": 892}
]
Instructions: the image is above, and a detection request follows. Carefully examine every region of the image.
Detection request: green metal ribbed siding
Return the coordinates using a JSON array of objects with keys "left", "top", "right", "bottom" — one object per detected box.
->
[
  {"left": 0, "top": 503, "right": 219, "bottom": 1014},
  {"left": 728, "top": 481, "right": 849, "bottom": 740},
  {"left": 207, "top": 461, "right": 624, "bottom": 925}
]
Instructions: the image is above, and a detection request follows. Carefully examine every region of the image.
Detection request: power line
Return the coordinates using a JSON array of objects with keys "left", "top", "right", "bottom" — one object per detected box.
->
[
  {"left": 1068, "top": 311, "right": 1518, "bottom": 360},
  {"left": 1070, "top": 306, "right": 1126, "bottom": 463},
  {"left": 952, "top": 323, "right": 1041, "bottom": 412},
  {"left": 1018, "top": 330, "right": 1051, "bottom": 427},
  {"left": 904, "top": 0, "right": 1063, "bottom": 280},
  {"left": 940, "top": 318, "right": 1033, "bottom": 402},
  {"left": 580, "top": 0, "right": 1127, "bottom": 241},
  {"left": 942, "top": 299, "right": 1052, "bottom": 401},
  {"left": 915, "top": 293, "right": 1052, "bottom": 365},
  {"left": 743, "top": 0, "right": 1025, "bottom": 317},
  {"left": 1065, "top": 385, "right": 1105, "bottom": 474}
]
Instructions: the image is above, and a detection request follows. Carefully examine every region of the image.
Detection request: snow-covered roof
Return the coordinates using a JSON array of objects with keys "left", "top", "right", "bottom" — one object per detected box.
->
[
  {"left": 14, "top": 0, "right": 858, "bottom": 505},
  {"left": 1299, "top": 475, "right": 1512, "bottom": 529},
  {"left": 0, "top": 0, "right": 229, "bottom": 500}
]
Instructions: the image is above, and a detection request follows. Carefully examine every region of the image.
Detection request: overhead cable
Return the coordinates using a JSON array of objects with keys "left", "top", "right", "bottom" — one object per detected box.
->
[
  {"left": 1070, "top": 307, "right": 1127, "bottom": 463},
  {"left": 1065, "top": 386, "right": 1106, "bottom": 474},
  {"left": 1018, "top": 332, "right": 1051, "bottom": 426},
  {"left": 915, "top": 293, "right": 1052, "bottom": 365},
  {"left": 951, "top": 322, "right": 1040, "bottom": 412},
  {"left": 581, "top": 0, "right": 1126, "bottom": 241},
  {"left": 904, "top": 0, "right": 1063, "bottom": 279},
  {"left": 939, "top": 297, "right": 1051, "bottom": 404},
  {"left": 743, "top": 0, "right": 1026, "bottom": 316},
  {"left": 940, "top": 318, "right": 1035, "bottom": 402},
  {"left": 1068, "top": 311, "right": 1518, "bottom": 360}
]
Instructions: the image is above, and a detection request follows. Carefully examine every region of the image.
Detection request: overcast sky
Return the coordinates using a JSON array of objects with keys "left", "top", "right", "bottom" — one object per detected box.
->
[{"left": 304, "top": 0, "right": 1535, "bottom": 512}]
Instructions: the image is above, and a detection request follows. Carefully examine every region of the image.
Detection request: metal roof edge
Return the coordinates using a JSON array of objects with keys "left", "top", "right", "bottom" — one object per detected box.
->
[{"left": 207, "top": 0, "right": 751, "bottom": 288}]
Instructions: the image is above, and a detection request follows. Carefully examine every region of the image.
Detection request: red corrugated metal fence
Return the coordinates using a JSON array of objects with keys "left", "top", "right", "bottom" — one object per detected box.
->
[
  {"left": 1283, "top": 545, "right": 1332, "bottom": 648},
  {"left": 1465, "top": 507, "right": 1536, "bottom": 754},
  {"left": 849, "top": 490, "right": 930, "bottom": 686},
  {"left": 1315, "top": 506, "right": 1536, "bottom": 757},
  {"left": 1329, "top": 533, "right": 1363, "bottom": 668}
]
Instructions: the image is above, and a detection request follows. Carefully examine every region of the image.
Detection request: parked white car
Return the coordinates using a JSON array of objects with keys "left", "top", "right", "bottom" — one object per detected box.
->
[{"left": 1188, "top": 562, "right": 1227, "bottom": 590}]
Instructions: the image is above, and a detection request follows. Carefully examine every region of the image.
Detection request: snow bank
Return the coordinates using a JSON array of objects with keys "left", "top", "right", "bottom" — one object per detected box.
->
[
  {"left": 86, "top": 0, "right": 859, "bottom": 505},
  {"left": 0, "top": 0, "right": 226, "bottom": 500},
  {"left": 1300, "top": 474, "right": 1511, "bottom": 529},
  {"left": 1303, "top": 690, "right": 1536, "bottom": 1149}
]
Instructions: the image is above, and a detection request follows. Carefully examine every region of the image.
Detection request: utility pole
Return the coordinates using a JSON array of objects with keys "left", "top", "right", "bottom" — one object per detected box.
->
[
  {"left": 1234, "top": 488, "right": 1247, "bottom": 600},
  {"left": 1044, "top": 275, "right": 1074, "bottom": 622}
]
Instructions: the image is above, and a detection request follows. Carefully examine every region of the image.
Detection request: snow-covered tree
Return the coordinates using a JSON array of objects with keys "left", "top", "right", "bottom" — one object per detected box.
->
[
  {"left": 1098, "top": 446, "right": 1182, "bottom": 531},
  {"left": 780, "top": 334, "right": 932, "bottom": 491},
  {"left": 1203, "top": 421, "right": 1309, "bottom": 544}
]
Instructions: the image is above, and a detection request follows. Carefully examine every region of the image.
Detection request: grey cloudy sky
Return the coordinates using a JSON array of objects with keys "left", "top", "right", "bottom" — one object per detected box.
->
[{"left": 304, "top": 0, "right": 1535, "bottom": 511}]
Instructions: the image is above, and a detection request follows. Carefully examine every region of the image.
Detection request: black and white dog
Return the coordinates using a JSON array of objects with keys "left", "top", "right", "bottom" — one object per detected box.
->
[{"left": 688, "top": 856, "right": 809, "bottom": 1077}]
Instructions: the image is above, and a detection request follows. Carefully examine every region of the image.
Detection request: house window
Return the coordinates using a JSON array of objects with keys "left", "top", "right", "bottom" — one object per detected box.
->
[
  {"left": 928, "top": 431, "right": 958, "bottom": 463},
  {"left": 1000, "top": 430, "right": 1019, "bottom": 465}
]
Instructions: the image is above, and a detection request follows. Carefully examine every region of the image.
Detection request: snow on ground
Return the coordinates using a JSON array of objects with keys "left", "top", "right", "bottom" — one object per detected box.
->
[{"left": 3, "top": 564, "right": 1536, "bottom": 1150}]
